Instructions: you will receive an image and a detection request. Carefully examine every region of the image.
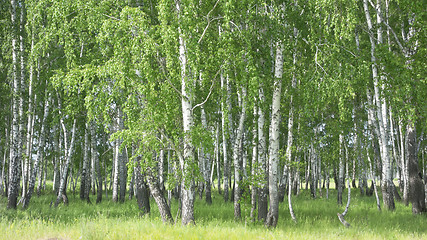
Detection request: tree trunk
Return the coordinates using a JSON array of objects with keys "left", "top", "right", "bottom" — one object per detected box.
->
[
  {"left": 135, "top": 156, "right": 150, "bottom": 215},
  {"left": 257, "top": 83, "right": 268, "bottom": 222},
  {"left": 201, "top": 107, "right": 212, "bottom": 204},
  {"left": 81, "top": 122, "right": 90, "bottom": 202},
  {"left": 22, "top": 95, "right": 50, "bottom": 208},
  {"left": 216, "top": 123, "right": 221, "bottom": 194},
  {"left": 233, "top": 86, "right": 247, "bottom": 220},
  {"left": 367, "top": 143, "right": 381, "bottom": 211},
  {"left": 363, "top": 0, "right": 394, "bottom": 210},
  {"left": 54, "top": 118, "right": 77, "bottom": 207},
  {"left": 146, "top": 164, "right": 173, "bottom": 223},
  {"left": 177, "top": 0, "right": 196, "bottom": 225},
  {"left": 221, "top": 71, "right": 230, "bottom": 202},
  {"left": 266, "top": 42, "right": 283, "bottom": 228},
  {"left": 91, "top": 122, "right": 102, "bottom": 203},
  {"left": 337, "top": 134, "right": 344, "bottom": 205},
  {"left": 406, "top": 122, "right": 426, "bottom": 214},
  {"left": 250, "top": 104, "right": 258, "bottom": 221},
  {"left": 7, "top": 0, "right": 21, "bottom": 210}
]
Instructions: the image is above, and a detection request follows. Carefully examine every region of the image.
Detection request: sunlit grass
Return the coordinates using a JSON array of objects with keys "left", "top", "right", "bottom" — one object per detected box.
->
[{"left": 0, "top": 183, "right": 425, "bottom": 240}]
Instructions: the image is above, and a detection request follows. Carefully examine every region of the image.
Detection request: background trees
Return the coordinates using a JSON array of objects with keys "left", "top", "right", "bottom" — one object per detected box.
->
[{"left": 0, "top": 0, "right": 425, "bottom": 226}]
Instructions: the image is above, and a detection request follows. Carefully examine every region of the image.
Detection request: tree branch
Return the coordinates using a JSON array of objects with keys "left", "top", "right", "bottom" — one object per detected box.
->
[{"left": 192, "top": 67, "right": 222, "bottom": 111}]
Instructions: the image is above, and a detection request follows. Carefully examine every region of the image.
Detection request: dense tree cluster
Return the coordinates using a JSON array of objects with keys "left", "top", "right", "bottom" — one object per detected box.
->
[{"left": 0, "top": 0, "right": 425, "bottom": 226}]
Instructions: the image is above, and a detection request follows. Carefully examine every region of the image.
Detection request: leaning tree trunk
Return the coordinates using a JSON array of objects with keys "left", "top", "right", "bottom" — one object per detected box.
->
[
  {"left": 406, "top": 122, "right": 426, "bottom": 214},
  {"left": 22, "top": 95, "right": 50, "bottom": 208},
  {"left": 266, "top": 42, "right": 283, "bottom": 228},
  {"left": 146, "top": 162, "right": 173, "bottom": 223},
  {"left": 54, "top": 119, "right": 77, "bottom": 207},
  {"left": 233, "top": 86, "right": 247, "bottom": 220}
]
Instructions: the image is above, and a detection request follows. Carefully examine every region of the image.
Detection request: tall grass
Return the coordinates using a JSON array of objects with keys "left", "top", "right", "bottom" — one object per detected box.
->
[{"left": 0, "top": 184, "right": 425, "bottom": 239}]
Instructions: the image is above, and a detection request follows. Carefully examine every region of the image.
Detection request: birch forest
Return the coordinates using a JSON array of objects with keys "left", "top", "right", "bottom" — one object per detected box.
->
[{"left": 0, "top": 0, "right": 426, "bottom": 235}]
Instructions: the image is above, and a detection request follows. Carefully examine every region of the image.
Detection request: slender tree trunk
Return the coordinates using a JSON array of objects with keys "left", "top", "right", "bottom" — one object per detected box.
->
[
  {"left": 363, "top": 0, "right": 394, "bottom": 210},
  {"left": 367, "top": 145, "right": 381, "bottom": 211},
  {"left": 288, "top": 169, "right": 297, "bottom": 222},
  {"left": 0, "top": 128, "right": 8, "bottom": 196},
  {"left": 22, "top": 55, "right": 35, "bottom": 199},
  {"left": 90, "top": 122, "right": 102, "bottom": 203},
  {"left": 22, "top": 95, "right": 50, "bottom": 208},
  {"left": 53, "top": 126, "right": 60, "bottom": 194},
  {"left": 7, "top": 0, "right": 21, "bottom": 210},
  {"left": 216, "top": 123, "right": 221, "bottom": 194},
  {"left": 221, "top": 72, "right": 231, "bottom": 203},
  {"left": 250, "top": 104, "right": 258, "bottom": 220},
  {"left": 54, "top": 119, "right": 77, "bottom": 207},
  {"left": 80, "top": 122, "right": 90, "bottom": 202},
  {"left": 257, "top": 83, "right": 268, "bottom": 222},
  {"left": 338, "top": 134, "right": 344, "bottom": 205},
  {"left": 177, "top": 0, "right": 195, "bottom": 225},
  {"left": 279, "top": 46, "right": 296, "bottom": 201},
  {"left": 201, "top": 107, "right": 212, "bottom": 204},
  {"left": 266, "top": 42, "right": 283, "bottom": 228},
  {"left": 233, "top": 86, "right": 247, "bottom": 220}
]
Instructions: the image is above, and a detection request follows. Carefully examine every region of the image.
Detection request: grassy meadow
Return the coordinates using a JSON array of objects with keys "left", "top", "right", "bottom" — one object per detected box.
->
[{"left": 0, "top": 183, "right": 426, "bottom": 240}]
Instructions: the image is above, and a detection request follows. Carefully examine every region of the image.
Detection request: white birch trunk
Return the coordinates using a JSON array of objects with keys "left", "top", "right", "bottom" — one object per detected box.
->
[
  {"left": 221, "top": 72, "right": 230, "bottom": 202},
  {"left": 266, "top": 42, "right": 283, "bottom": 228},
  {"left": 363, "top": 0, "right": 394, "bottom": 210},
  {"left": 7, "top": 0, "right": 21, "bottom": 210},
  {"left": 233, "top": 86, "right": 247, "bottom": 220},
  {"left": 250, "top": 104, "right": 257, "bottom": 220},
  {"left": 201, "top": 107, "right": 212, "bottom": 204},
  {"left": 22, "top": 95, "right": 50, "bottom": 208},
  {"left": 54, "top": 118, "right": 77, "bottom": 206},
  {"left": 177, "top": 0, "right": 195, "bottom": 225},
  {"left": 338, "top": 134, "right": 345, "bottom": 205},
  {"left": 257, "top": 83, "right": 268, "bottom": 221}
]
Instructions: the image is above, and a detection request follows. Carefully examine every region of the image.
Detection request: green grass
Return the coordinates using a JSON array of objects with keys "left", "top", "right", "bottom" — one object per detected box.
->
[{"left": 0, "top": 185, "right": 426, "bottom": 240}]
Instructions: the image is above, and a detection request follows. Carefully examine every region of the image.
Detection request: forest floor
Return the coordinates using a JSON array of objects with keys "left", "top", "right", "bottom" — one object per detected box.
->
[{"left": 0, "top": 184, "right": 426, "bottom": 240}]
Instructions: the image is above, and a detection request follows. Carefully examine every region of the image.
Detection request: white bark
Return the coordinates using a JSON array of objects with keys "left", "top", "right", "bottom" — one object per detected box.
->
[
  {"left": 266, "top": 42, "right": 283, "bottom": 228},
  {"left": 250, "top": 104, "right": 257, "bottom": 220},
  {"left": 201, "top": 107, "right": 212, "bottom": 204},
  {"left": 8, "top": 0, "right": 21, "bottom": 210},
  {"left": 54, "top": 118, "right": 77, "bottom": 207},
  {"left": 257, "top": 82, "right": 268, "bottom": 221},
  {"left": 177, "top": 0, "right": 195, "bottom": 225},
  {"left": 221, "top": 71, "right": 230, "bottom": 202},
  {"left": 338, "top": 134, "right": 345, "bottom": 205},
  {"left": 363, "top": 0, "right": 394, "bottom": 210},
  {"left": 233, "top": 86, "right": 247, "bottom": 220},
  {"left": 23, "top": 95, "right": 50, "bottom": 208}
]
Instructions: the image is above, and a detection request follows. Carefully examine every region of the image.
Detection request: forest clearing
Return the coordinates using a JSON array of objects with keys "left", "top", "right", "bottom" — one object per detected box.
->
[{"left": 0, "top": 0, "right": 426, "bottom": 239}]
